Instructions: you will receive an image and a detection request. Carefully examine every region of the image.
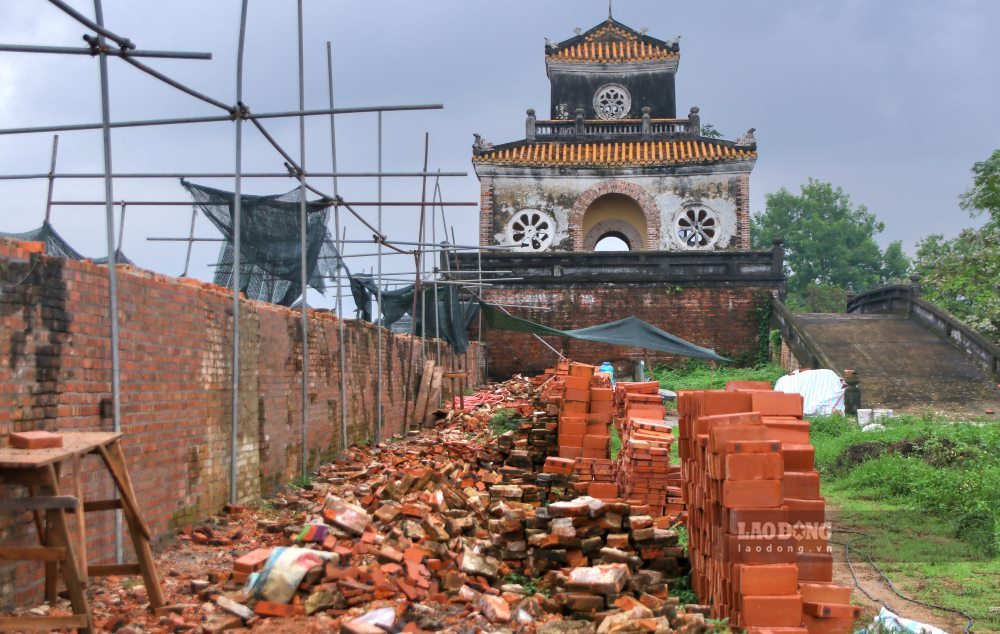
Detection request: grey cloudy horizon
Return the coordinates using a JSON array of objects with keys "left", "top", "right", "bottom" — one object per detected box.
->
[{"left": 1, "top": 0, "right": 997, "bottom": 311}]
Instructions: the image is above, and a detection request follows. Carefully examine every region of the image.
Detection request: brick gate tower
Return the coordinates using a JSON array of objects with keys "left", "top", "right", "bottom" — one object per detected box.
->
[{"left": 459, "top": 15, "right": 785, "bottom": 378}]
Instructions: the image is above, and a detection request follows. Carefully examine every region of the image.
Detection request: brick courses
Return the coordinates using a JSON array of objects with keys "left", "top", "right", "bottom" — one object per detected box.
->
[
  {"left": 0, "top": 238, "right": 478, "bottom": 607},
  {"left": 676, "top": 383, "right": 854, "bottom": 633},
  {"left": 480, "top": 286, "right": 770, "bottom": 379}
]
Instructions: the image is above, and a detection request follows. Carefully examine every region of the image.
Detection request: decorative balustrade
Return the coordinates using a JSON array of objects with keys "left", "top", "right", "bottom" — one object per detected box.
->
[{"left": 530, "top": 117, "right": 691, "bottom": 140}]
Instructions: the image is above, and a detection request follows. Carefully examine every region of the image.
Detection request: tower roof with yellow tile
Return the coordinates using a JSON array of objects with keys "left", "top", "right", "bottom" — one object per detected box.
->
[{"left": 545, "top": 18, "right": 679, "bottom": 65}]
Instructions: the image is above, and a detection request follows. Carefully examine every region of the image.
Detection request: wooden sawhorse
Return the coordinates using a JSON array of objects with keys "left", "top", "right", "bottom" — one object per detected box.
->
[{"left": 0, "top": 432, "right": 163, "bottom": 633}]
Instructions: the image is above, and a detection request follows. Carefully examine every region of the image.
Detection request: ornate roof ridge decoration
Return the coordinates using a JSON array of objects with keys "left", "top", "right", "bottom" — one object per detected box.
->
[
  {"left": 545, "top": 18, "right": 679, "bottom": 64},
  {"left": 472, "top": 139, "right": 756, "bottom": 168}
]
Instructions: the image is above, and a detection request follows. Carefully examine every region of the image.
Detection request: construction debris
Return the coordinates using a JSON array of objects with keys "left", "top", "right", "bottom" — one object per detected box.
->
[{"left": 7, "top": 365, "right": 853, "bottom": 633}]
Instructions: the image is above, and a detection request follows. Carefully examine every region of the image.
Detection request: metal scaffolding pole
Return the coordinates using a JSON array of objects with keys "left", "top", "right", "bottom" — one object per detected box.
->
[
  {"left": 0, "top": 104, "right": 445, "bottom": 137},
  {"left": 0, "top": 43, "right": 212, "bottom": 60},
  {"left": 0, "top": 170, "right": 467, "bottom": 180},
  {"left": 403, "top": 131, "right": 430, "bottom": 432},
  {"left": 375, "top": 111, "right": 383, "bottom": 442},
  {"left": 297, "top": 0, "right": 309, "bottom": 478},
  {"left": 478, "top": 248, "right": 484, "bottom": 383},
  {"left": 180, "top": 206, "right": 197, "bottom": 277},
  {"left": 230, "top": 0, "right": 249, "bottom": 507},
  {"left": 327, "top": 40, "right": 348, "bottom": 455},
  {"left": 49, "top": 200, "right": 474, "bottom": 207},
  {"left": 43, "top": 135, "right": 59, "bottom": 223},
  {"left": 50, "top": 0, "right": 135, "bottom": 49},
  {"left": 93, "top": 0, "right": 123, "bottom": 566},
  {"left": 116, "top": 202, "right": 126, "bottom": 257}
]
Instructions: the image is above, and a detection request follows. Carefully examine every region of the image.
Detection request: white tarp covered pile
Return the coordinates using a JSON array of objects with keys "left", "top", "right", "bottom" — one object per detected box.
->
[
  {"left": 774, "top": 369, "right": 845, "bottom": 415},
  {"left": 866, "top": 606, "right": 949, "bottom": 634}
]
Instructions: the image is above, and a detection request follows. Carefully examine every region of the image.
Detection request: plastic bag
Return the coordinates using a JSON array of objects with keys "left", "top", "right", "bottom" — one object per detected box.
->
[
  {"left": 867, "top": 606, "right": 949, "bottom": 634},
  {"left": 250, "top": 547, "right": 334, "bottom": 604}
]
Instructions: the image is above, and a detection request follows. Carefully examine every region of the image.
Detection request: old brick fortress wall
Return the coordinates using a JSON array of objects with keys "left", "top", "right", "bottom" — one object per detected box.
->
[
  {"left": 457, "top": 248, "right": 784, "bottom": 379},
  {"left": 0, "top": 238, "right": 478, "bottom": 606}
]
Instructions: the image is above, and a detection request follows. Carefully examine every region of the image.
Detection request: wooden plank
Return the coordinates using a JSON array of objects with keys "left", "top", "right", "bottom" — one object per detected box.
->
[
  {"left": 79, "top": 498, "right": 123, "bottom": 513},
  {"left": 422, "top": 367, "right": 445, "bottom": 426},
  {"left": 46, "top": 506, "right": 92, "bottom": 633},
  {"left": 0, "top": 495, "right": 78, "bottom": 512},
  {"left": 0, "top": 615, "right": 90, "bottom": 629},
  {"left": 96, "top": 445, "right": 152, "bottom": 540},
  {"left": 42, "top": 465, "right": 60, "bottom": 605},
  {"left": 105, "top": 440, "right": 164, "bottom": 608},
  {"left": 72, "top": 455, "right": 88, "bottom": 581},
  {"left": 89, "top": 563, "right": 141, "bottom": 576},
  {"left": 0, "top": 432, "right": 121, "bottom": 469},
  {"left": 412, "top": 360, "right": 435, "bottom": 425},
  {"left": 0, "top": 547, "right": 66, "bottom": 562}
]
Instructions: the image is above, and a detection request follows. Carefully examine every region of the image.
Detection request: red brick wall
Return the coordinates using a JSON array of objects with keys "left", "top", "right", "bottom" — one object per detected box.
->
[
  {"left": 0, "top": 239, "right": 477, "bottom": 606},
  {"left": 479, "top": 285, "right": 771, "bottom": 379}
]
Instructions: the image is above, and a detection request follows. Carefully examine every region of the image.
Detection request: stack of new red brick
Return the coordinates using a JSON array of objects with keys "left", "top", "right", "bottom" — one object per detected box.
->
[
  {"left": 612, "top": 382, "right": 681, "bottom": 518},
  {"left": 556, "top": 363, "right": 615, "bottom": 460},
  {"left": 677, "top": 384, "right": 858, "bottom": 634},
  {"left": 573, "top": 457, "right": 617, "bottom": 487}
]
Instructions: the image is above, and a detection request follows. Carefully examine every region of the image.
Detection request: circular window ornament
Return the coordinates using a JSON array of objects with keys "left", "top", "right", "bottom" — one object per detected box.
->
[
  {"left": 593, "top": 84, "right": 631, "bottom": 120},
  {"left": 674, "top": 206, "right": 720, "bottom": 249},
  {"left": 506, "top": 209, "right": 554, "bottom": 252}
]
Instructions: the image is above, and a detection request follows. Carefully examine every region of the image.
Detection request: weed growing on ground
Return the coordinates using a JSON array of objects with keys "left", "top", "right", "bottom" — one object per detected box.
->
[
  {"left": 503, "top": 572, "right": 550, "bottom": 596},
  {"left": 810, "top": 412, "right": 1000, "bottom": 554},
  {"left": 668, "top": 572, "right": 698, "bottom": 605},
  {"left": 289, "top": 474, "right": 315, "bottom": 489},
  {"left": 652, "top": 360, "right": 788, "bottom": 392},
  {"left": 610, "top": 424, "right": 622, "bottom": 460},
  {"left": 488, "top": 408, "right": 521, "bottom": 435}
]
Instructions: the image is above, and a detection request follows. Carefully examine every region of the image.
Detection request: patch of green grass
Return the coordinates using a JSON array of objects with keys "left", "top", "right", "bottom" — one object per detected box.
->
[
  {"left": 668, "top": 570, "right": 698, "bottom": 605},
  {"left": 812, "top": 412, "right": 1000, "bottom": 630},
  {"left": 610, "top": 424, "right": 622, "bottom": 460},
  {"left": 289, "top": 474, "right": 314, "bottom": 489},
  {"left": 488, "top": 408, "right": 521, "bottom": 435},
  {"left": 651, "top": 360, "right": 788, "bottom": 392},
  {"left": 810, "top": 413, "right": 1000, "bottom": 553}
]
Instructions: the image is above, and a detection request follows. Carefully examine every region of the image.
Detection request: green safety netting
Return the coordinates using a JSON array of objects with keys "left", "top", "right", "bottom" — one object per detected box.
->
[
  {"left": 0, "top": 221, "right": 133, "bottom": 264},
  {"left": 479, "top": 302, "right": 730, "bottom": 362},
  {"left": 182, "top": 180, "right": 339, "bottom": 306},
  {"left": 351, "top": 275, "right": 478, "bottom": 353}
]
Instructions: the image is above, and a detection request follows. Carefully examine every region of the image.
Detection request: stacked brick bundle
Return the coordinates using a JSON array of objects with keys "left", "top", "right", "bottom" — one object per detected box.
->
[
  {"left": 677, "top": 385, "right": 858, "bottom": 633},
  {"left": 542, "top": 362, "right": 614, "bottom": 461},
  {"left": 573, "top": 457, "right": 617, "bottom": 487},
  {"left": 612, "top": 382, "right": 685, "bottom": 518},
  {"left": 616, "top": 418, "right": 679, "bottom": 518},
  {"left": 497, "top": 412, "right": 559, "bottom": 472}
]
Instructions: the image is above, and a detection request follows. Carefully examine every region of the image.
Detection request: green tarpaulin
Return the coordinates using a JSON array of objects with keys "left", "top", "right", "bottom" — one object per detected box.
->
[{"left": 479, "top": 302, "right": 730, "bottom": 363}]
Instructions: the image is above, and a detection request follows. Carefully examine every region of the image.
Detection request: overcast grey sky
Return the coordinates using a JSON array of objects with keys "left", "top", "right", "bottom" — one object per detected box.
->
[{"left": 1, "top": 1, "right": 998, "bottom": 311}]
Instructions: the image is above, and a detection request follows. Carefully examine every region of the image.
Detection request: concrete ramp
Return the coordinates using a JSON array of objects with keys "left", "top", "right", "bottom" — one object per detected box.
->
[{"left": 793, "top": 313, "right": 999, "bottom": 414}]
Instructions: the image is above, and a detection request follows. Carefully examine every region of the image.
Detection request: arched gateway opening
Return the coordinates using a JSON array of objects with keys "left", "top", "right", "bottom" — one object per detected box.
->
[
  {"left": 594, "top": 234, "right": 631, "bottom": 251},
  {"left": 582, "top": 193, "right": 648, "bottom": 251}
]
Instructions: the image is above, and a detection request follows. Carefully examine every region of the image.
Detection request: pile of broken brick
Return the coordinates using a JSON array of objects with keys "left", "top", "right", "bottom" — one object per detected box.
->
[
  {"left": 145, "top": 366, "right": 727, "bottom": 633},
  {"left": 58, "top": 364, "right": 856, "bottom": 633}
]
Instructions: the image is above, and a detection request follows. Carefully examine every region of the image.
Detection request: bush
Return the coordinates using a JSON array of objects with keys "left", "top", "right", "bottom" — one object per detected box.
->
[
  {"left": 810, "top": 413, "right": 1000, "bottom": 553},
  {"left": 488, "top": 408, "right": 521, "bottom": 435}
]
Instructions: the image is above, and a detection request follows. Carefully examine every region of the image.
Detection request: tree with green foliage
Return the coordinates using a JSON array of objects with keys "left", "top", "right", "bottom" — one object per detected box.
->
[
  {"left": 959, "top": 148, "right": 1000, "bottom": 225},
  {"left": 752, "top": 179, "right": 910, "bottom": 311},
  {"left": 913, "top": 149, "right": 1000, "bottom": 343}
]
